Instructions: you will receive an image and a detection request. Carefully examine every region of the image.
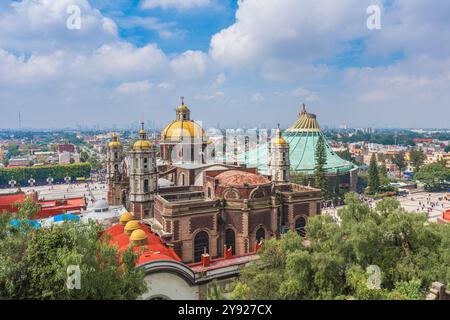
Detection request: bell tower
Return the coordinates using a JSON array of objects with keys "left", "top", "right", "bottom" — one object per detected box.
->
[
  {"left": 268, "top": 125, "right": 290, "bottom": 183},
  {"left": 129, "top": 123, "right": 158, "bottom": 219},
  {"left": 107, "top": 133, "right": 124, "bottom": 205}
]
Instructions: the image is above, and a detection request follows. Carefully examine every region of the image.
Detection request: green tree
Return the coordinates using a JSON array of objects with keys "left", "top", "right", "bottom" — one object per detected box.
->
[
  {"left": 445, "top": 145, "right": 450, "bottom": 153},
  {"left": 335, "top": 149, "right": 355, "bottom": 164},
  {"left": 14, "top": 197, "right": 41, "bottom": 219},
  {"left": 410, "top": 150, "right": 426, "bottom": 172},
  {"left": 0, "top": 215, "right": 147, "bottom": 299},
  {"left": 314, "top": 135, "right": 328, "bottom": 199},
  {"left": 333, "top": 170, "right": 341, "bottom": 204},
  {"left": 80, "top": 151, "right": 90, "bottom": 163},
  {"left": 392, "top": 153, "right": 406, "bottom": 173},
  {"left": 379, "top": 162, "right": 390, "bottom": 186},
  {"left": 290, "top": 172, "right": 309, "bottom": 186},
  {"left": 367, "top": 154, "right": 380, "bottom": 194},
  {"left": 231, "top": 193, "right": 450, "bottom": 300},
  {"left": 415, "top": 163, "right": 450, "bottom": 191}
]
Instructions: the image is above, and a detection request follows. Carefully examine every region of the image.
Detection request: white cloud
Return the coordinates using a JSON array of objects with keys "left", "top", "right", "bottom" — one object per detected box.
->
[
  {"left": 195, "top": 91, "right": 225, "bottom": 100},
  {"left": 141, "top": 0, "right": 211, "bottom": 10},
  {"left": 210, "top": 0, "right": 368, "bottom": 71},
  {"left": 116, "top": 80, "right": 153, "bottom": 94},
  {"left": 213, "top": 73, "right": 226, "bottom": 87},
  {"left": 0, "top": 0, "right": 118, "bottom": 53},
  {"left": 251, "top": 93, "right": 264, "bottom": 103},
  {"left": 170, "top": 50, "right": 209, "bottom": 79}
]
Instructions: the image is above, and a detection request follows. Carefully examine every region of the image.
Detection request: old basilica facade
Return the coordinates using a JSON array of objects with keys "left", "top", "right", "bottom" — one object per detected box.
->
[{"left": 106, "top": 100, "right": 322, "bottom": 263}]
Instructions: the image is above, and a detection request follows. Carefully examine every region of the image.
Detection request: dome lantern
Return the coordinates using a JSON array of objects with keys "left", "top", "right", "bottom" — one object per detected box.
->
[{"left": 133, "top": 122, "right": 153, "bottom": 150}]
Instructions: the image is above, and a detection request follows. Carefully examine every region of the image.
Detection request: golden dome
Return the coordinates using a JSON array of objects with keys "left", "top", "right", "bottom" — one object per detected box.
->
[
  {"left": 133, "top": 122, "right": 153, "bottom": 150},
  {"left": 271, "top": 127, "right": 288, "bottom": 145},
  {"left": 108, "top": 134, "right": 122, "bottom": 149},
  {"left": 119, "top": 212, "right": 133, "bottom": 225},
  {"left": 133, "top": 139, "right": 153, "bottom": 150},
  {"left": 272, "top": 136, "right": 288, "bottom": 145},
  {"left": 124, "top": 220, "right": 140, "bottom": 234},
  {"left": 161, "top": 120, "right": 207, "bottom": 142},
  {"left": 130, "top": 229, "right": 148, "bottom": 241}
]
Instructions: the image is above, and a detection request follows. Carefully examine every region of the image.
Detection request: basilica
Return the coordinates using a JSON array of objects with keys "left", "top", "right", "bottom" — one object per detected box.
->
[{"left": 106, "top": 100, "right": 322, "bottom": 264}]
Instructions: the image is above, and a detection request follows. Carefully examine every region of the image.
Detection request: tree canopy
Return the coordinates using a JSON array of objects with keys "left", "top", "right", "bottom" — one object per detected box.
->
[
  {"left": 367, "top": 154, "right": 380, "bottom": 194},
  {"left": 231, "top": 193, "right": 450, "bottom": 300},
  {"left": 0, "top": 204, "right": 147, "bottom": 299},
  {"left": 415, "top": 162, "right": 450, "bottom": 191},
  {"left": 314, "top": 135, "right": 328, "bottom": 199}
]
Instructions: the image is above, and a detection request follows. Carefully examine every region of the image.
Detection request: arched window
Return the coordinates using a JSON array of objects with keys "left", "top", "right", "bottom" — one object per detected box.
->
[
  {"left": 143, "top": 179, "right": 149, "bottom": 193},
  {"left": 255, "top": 227, "right": 265, "bottom": 243},
  {"left": 180, "top": 173, "right": 185, "bottom": 186},
  {"left": 295, "top": 217, "right": 307, "bottom": 237},
  {"left": 225, "top": 229, "right": 236, "bottom": 255},
  {"left": 194, "top": 231, "right": 209, "bottom": 262}
]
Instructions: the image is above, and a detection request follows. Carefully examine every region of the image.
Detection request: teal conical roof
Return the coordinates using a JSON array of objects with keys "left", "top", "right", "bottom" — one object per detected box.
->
[{"left": 239, "top": 104, "right": 357, "bottom": 175}]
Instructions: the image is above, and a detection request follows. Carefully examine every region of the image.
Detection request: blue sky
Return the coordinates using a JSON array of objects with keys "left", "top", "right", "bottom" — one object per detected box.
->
[
  {"left": 0, "top": 0, "right": 449, "bottom": 130},
  {"left": 91, "top": 0, "right": 238, "bottom": 53}
]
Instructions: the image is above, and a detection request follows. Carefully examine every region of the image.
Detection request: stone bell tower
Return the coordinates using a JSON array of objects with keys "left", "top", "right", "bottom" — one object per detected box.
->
[
  {"left": 268, "top": 125, "right": 290, "bottom": 183},
  {"left": 128, "top": 123, "right": 158, "bottom": 219},
  {"left": 106, "top": 133, "right": 125, "bottom": 205}
]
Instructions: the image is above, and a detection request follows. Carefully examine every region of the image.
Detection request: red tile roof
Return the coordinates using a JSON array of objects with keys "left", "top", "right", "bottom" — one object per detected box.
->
[
  {"left": 103, "top": 222, "right": 181, "bottom": 265},
  {"left": 0, "top": 193, "right": 85, "bottom": 219}
]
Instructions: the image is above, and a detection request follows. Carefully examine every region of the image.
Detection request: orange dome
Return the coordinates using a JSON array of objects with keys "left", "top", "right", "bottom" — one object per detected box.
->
[{"left": 215, "top": 170, "right": 270, "bottom": 186}]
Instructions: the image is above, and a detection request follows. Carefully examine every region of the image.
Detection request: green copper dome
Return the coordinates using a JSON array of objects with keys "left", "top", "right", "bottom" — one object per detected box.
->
[{"left": 239, "top": 104, "right": 358, "bottom": 175}]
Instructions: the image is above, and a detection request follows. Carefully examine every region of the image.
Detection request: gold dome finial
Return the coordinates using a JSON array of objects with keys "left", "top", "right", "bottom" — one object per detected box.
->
[
  {"left": 181, "top": 96, "right": 184, "bottom": 105},
  {"left": 133, "top": 122, "right": 152, "bottom": 150},
  {"left": 271, "top": 124, "right": 288, "bottom": 145}
]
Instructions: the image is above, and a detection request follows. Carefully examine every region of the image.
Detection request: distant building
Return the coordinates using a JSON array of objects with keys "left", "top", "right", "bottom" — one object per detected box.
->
[
  {"left": 58, "top": 143, "right": 76, "bottom": 153},
  {"left": 8, "top": 157, "right": 31, "bottom": 168},
  {"left": 58, "top": 151, "right": 80, "bottom": 164}
]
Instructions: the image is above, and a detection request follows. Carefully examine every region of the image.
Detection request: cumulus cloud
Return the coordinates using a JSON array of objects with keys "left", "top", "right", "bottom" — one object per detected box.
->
[
  {"left": 116, "top": 80, "right": 153, "bottom": 94},
  {"left": 1, "top": 0, "right": 449, "bottom": 128},
  {"left": 210, "top": 0, "right": 369, "bottom": 70},
  {"left": 0, "top": 0, "right": 118, "bottom": 54},
  {"left": 170, "top": 50, "right": 209, "bottom": 79}
]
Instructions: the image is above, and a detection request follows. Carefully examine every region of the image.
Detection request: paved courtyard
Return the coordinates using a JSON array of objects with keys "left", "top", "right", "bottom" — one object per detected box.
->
[{"left": 323, "top": 191, "right": 450, "bottom": 222}]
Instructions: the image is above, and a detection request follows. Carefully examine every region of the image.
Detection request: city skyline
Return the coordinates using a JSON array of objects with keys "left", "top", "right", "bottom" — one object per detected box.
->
[{"left": 1, "top": 0, "right": 450, "bottom": 129}]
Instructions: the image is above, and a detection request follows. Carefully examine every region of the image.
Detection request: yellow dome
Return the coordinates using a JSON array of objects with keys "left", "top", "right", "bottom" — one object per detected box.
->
[
  {"left": 271, "top": 128, "right": 288, "bottom": 145},
  {"left": 133, "top": 123, "right": 153, "bottom": 150},
  {"left": 272, "top": 136, "right": 288, "bottom": 145},
  {"left": 108, "top": 134, "right": 122, "bottom": 149},
  {"left": 161, "top": 120, "right": 207, "bottom": 142},
  {"left": 133, "top": 139, "right": 153, "bottom": 150},
  {"left": 124, "top": 220, "right": 140, "bottom": 233},
  {"left": 130, "top": 229, "right": 148, "bottom": 241},
  {"left": 119, "top": 212, "right": 133, "bottom": 225}
]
